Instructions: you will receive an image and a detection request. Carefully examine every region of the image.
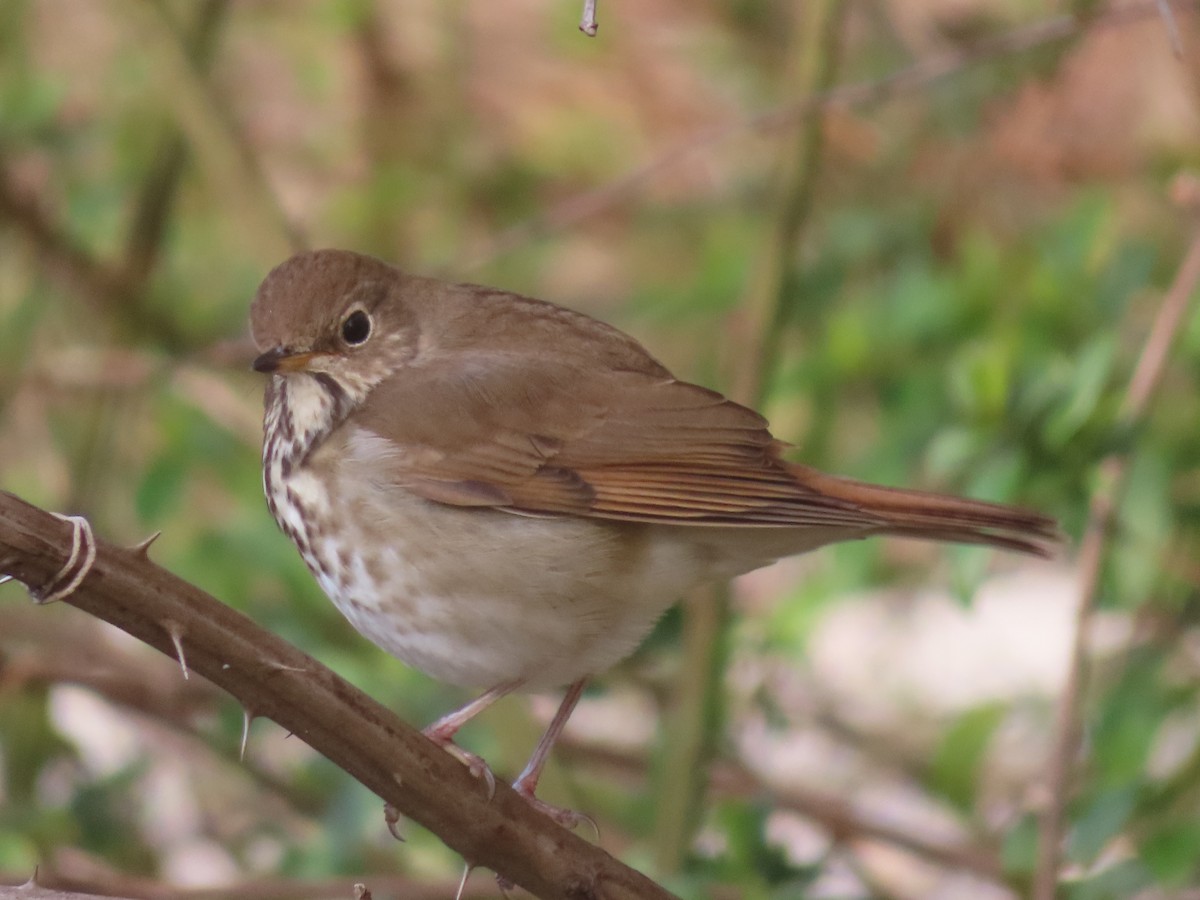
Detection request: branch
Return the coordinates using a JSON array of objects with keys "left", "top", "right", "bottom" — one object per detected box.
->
[
  {"left": 4, "top": 855, "right": 501, "bottom": 900},
  {"left": 559, "top": 740, "right": 1008, "bottom": 885},
  {"left": 130, "top": 0, "right": 304, "bottom": 258},
  {"left": 0, "top": 877, "right": 135, "bottom": 900},
  {"left": 579, "top": 0, "right": 599, "bottom": 36},
  {"left": 0, "top": 162, "right": 132, "bottom": 312},
  {"left": 1032, "top": 218, "right": 1200, "bottom": 898},
  {"left": 0, "top": 492, "right": 678, "bottom": 900}
]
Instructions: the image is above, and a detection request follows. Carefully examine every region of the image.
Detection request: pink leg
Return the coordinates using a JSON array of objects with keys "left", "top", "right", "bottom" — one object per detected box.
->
[
  {"left": 513, "top": 679, "right": 592, "bottom": 829},
  {"left": 424, "top": 680, "right": 522, "bottom": 797}
]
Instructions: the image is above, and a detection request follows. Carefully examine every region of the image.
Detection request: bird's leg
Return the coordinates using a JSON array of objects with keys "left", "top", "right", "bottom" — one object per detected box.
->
[
  {"left": 512, "top": 678, "right": 594, "bottom": 831},
  {"left": 424, "top": 679, "right": 522, "bottom": 797}
]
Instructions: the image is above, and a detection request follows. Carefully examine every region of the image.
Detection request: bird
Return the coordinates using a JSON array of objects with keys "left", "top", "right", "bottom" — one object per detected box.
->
[{"left": 249, "top": 248, "right": 1057, "bottom": 822}]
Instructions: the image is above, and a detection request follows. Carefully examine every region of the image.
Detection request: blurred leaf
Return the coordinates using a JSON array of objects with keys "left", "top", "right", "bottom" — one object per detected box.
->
[
  {"left": 1068, "top": 786, "right": 1136, "bottom": 864},
  {"left": 1064, "top": 858, "right": 1153, "bottom": 900},
  {"left": 928, "top": 703, "right": 1005, "bottom": 810},
  {"left": 1043, "top": 337, "right": 1116, "bottom": 449},
  {"left": 1001, "top": 812, "right": 1040, "bottom": 876},
  {"left": 1092, "top": 652, "right": 1165, "bottom": 787},
  {"left": 0, "top": 690, "right": 73, "bottom": 806},
  {"left": 1139, "top": 818, "right": 1200, "bottom": 887},
  {"left": 135, "top": 451, "right": 188, "bottom": 523}
]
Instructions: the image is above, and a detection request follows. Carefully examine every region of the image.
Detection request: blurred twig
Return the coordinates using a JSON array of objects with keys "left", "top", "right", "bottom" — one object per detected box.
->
[
  {"left": 562, "top": 738, "right": 1009, "bottom": 885},
  {"left": 5, "top": 850, "right": 502, "bottom": 900},
  {"left": 1155, "top": 0, "right": 1184, "bottom": 55},
  {"left": 1, "top": 647, "right": 327, "bottom": 817},
  {"left": 0, "top": 1, "right": 233, "bottom": 350},
  {"left": 463, "top": 0, "right": 1176, "bottom": 271},
  {"left": 653, "top": 0, "right": 849, "bottom": 873},
  {"left": 123, "top": 0, "right": 231, "bottom": 287},
  {"left": 131, "top": 0, "right": 304, "bottom": 258},
  {"left": 580, "top": 0, "right": 599, "bottom": 37},
  {"left": 0, "top": 491, "right": 678, "bottom": 900},
  {"left": 1032, "top": 217, "right": 1200, "bottom": 898},
  {"left": 0, "top": 876, "right": 137, "bottom": 900},
  {"left": 0, "top": 159, "right": 130, "bottom": 311}
]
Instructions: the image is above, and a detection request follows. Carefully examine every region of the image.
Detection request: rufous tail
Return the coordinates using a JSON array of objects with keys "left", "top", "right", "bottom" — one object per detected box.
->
[{"left": 786, "top": 464, "right": 1060, "bottom": 557}]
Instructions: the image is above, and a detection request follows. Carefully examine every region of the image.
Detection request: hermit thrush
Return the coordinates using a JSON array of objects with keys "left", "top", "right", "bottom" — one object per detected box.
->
[{"left": 250, "top": 249, "right": 1056, "bottom": 819}]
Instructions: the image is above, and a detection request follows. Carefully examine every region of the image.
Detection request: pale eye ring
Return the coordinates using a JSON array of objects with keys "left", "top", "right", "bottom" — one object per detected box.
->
[{"left": 341, "top": 309, "right": 372, "bottom": 346}]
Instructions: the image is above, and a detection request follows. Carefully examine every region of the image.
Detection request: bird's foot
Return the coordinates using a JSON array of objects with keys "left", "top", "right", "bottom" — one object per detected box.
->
[
  {"left": 423, "top": 727, "right": 497, "bottom": 799},
  {"left": 512, "top": 778, "right": 599, "bottom": 839}
]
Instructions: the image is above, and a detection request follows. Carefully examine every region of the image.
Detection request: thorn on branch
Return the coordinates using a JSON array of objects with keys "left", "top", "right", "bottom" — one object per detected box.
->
[
  {"left": 263, "top": 658, "right": 306, "bottom": 673},
  {"left": 456, "top": 864, "right": 477, "bottom": 900},
  {"left": 164, "top": 619, "right": 190, "bottom": 680},
  {"left": 384, "top": 802, "right": 406, "bottom": 842},
  {"left": 240, "top": 706, "right": 256, "bottom": 762},
  {"left": 579, "top": 0, "right": 598, "bottom": 36},
  {"left": 130, "top": 531, "right": 162, "bottom": 559}
]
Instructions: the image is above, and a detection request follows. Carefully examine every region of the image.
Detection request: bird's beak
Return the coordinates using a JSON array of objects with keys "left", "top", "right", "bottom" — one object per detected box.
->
[{"left": 252, "top": 347, "right": 320, "bottom": 374}]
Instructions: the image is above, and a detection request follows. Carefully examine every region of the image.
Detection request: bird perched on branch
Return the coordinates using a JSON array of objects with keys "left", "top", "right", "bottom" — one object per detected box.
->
[{"left": 250, "top": 248, "right": 1057, "bottom": 824}]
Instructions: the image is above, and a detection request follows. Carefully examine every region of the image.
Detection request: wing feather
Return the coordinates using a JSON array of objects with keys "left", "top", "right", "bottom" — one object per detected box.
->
[{"left": 345, "top": 350, "right": 883, "bottom": 530}]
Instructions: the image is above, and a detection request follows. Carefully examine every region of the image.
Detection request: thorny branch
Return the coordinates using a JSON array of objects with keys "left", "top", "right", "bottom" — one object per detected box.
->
[{"left": 0, "top": 492, "right": 678, "bottom": 900}]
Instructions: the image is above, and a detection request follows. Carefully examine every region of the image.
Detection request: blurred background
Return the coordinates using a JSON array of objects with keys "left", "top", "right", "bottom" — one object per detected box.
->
[{"left": 1, "top": 1, "right": 1199, "bottom": 897}]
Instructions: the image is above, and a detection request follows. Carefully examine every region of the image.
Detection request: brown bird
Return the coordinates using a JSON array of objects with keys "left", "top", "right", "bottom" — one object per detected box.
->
[{"left": 250, "top": 248, "right": 1056, "bottom": 822}]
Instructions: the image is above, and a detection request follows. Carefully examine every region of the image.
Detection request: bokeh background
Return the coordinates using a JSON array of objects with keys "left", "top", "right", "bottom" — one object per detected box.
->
[{"left": 2, "top": 1, "right": 1200, "bottom": 897}]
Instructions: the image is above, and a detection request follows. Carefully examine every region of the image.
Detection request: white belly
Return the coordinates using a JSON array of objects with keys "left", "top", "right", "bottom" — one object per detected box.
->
[
  {"left": 261, "top": 378, "right": 819, "bottom": 691},
  {"left": 271, "top": 452, "right": 714, "bottom": 690}
]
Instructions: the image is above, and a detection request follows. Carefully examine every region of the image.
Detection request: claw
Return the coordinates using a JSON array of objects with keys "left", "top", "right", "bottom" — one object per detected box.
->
[
  {"left": 514, "top": 781, "right": 600, "bottom": 838},
  {"left": 432, "top": 738, "right": 497, "bottom": 800},
  {"left": 421, "top": 681, "right": 522, "bottom": 800}
]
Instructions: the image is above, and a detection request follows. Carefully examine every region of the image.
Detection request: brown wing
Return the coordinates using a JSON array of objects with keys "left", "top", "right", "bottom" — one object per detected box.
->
[{"left": 346, "top": 350, "right": 880, "bottom": 530}]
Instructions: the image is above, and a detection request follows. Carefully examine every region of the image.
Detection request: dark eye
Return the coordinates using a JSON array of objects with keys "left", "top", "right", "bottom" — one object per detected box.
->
[{"left": 341, "top": 310, "right": 371, "bottom": 345}]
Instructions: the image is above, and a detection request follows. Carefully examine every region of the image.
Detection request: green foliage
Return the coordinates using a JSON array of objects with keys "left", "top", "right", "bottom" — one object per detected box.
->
[
  {"left": 928, "top": 704, "right": 1007, "bottom": 811},
  {"left": 1, "top": 1, "right": 1198, "bottom": 897}
]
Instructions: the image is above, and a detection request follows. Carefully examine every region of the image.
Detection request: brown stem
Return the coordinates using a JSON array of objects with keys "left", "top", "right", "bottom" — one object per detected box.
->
[
  {"left": 1031, "top": 226, "right": 1200, "bottom": 898},
  {"left": 0, "top": 492, "right": 678, "bottom": 900}
]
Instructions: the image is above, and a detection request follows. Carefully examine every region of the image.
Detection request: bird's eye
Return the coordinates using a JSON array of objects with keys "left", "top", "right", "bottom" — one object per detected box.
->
[{"left": 341, "top": 310, "right": 371, "bottom": 346}]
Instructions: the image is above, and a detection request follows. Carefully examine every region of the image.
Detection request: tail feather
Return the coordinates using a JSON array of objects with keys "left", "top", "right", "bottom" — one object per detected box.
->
[{"left": 786, "top": 463, "right": 1060, "bottom": 558}]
